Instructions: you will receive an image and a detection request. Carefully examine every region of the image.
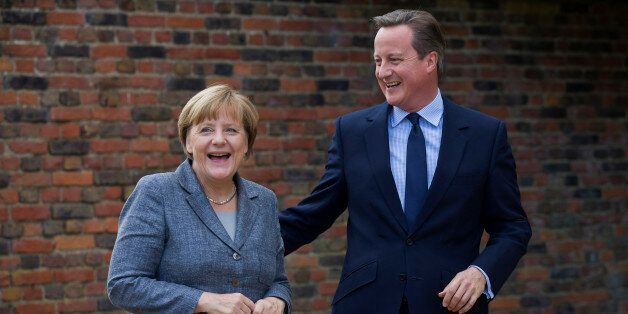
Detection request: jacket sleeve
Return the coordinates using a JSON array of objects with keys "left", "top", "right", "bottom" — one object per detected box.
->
[
  {"left": 279, "top": 117, "right": 349, "bottom": 254},
  {"left": 107, "top": 176, "right": 202, "bottom": 313},
  {"left": 264, "top": 194, "right": 292, "bottom": 312},
  {"left": 473, "top": 122, "right": 532, "bottom": 295}
]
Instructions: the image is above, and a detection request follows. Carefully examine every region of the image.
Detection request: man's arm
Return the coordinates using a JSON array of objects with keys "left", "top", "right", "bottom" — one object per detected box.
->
[
  {"left": 439, "top": 121, "right": 531, "bottom": 313},
  {"left": 279, "top": 117, "right": 349, "bottom": 254}
]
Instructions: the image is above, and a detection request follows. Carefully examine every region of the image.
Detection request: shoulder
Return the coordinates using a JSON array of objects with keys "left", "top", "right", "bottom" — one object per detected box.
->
[
  {"left": 340, "top": 102, "right": 387, "bottom": 123},
  {"left": 134, "top": 171, "right": 177, "bottom": 193},
  {"left": 445, "top": 98, "right": 503, "bottom": 130},
  {"left": 240, "top": 178, "right": 277, "bottom": 202}
]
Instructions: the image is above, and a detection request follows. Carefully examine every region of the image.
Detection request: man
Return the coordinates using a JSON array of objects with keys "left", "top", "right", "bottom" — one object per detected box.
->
[{"left": 279, "top": 9, "right": 531, "bottom": 314}]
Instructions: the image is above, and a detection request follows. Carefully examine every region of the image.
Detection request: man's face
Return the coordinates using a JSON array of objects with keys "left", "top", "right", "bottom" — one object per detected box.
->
[{"left": 374, "top": 24, "right": 436, "bottom": 111}]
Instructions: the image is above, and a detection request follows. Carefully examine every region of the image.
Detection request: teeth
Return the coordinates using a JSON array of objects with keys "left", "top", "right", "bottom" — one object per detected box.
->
[{"left": 385, "top": 81, "right": 401, "bottom": 88}]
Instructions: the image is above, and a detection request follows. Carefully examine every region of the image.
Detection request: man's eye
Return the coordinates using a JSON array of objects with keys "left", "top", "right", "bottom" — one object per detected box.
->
[
  {"left": 374, "top": 59, "right": 381, "bottom": 66},
  {"left": 390, "top": 58, "right": 402, "bottom": 64}
]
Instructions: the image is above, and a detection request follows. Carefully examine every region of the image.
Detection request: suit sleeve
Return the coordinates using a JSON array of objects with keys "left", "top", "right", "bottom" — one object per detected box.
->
[
  {"left": 107, "top": 177, "right": 202, "bottom": 313},
  {"left": 473, "top": 122, "right": 532, "bottom": 295},
  {"left": 264, "top": 194, "right": 292, "bottom": 312},
  {"left": 279, "top": 117, "right": 349, "bottom": 254}
]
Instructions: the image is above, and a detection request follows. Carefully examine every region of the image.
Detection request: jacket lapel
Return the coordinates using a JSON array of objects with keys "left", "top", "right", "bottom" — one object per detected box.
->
[
  {"left": 175, "top": 159, "right": 240, "bottom": 252},
  {"left": 410, "top": 99, "right": 469, "bottom": 235},
  {"left": 233, "top": 175, "right": 260, "bottom": 250},
  {"left": 364, "top": 103, "right": 408, "bottom": 233}
]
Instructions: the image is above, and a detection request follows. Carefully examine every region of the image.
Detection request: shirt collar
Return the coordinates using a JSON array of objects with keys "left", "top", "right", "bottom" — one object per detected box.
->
[{"left": 390, "top": 89, "right": 444, "bottom": 128}]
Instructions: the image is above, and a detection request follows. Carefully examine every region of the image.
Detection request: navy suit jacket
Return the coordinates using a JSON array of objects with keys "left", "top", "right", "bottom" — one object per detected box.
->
[{"left": 279, "top": 98, "right": 531, "bottom": 313}]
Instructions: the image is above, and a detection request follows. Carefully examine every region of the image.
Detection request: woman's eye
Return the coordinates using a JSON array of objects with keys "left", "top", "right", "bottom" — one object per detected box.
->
[
  {"left": 200, "top": 127, "right": 213, "bottom": 133},
  {"left": 225, "top": 128, "right": 238, "bottom": 134}
]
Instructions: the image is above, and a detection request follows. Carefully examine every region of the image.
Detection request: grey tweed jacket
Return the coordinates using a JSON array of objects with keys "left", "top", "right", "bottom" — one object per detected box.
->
[{"left": 107, "top": 159, "right": 291, "bottom": 313}]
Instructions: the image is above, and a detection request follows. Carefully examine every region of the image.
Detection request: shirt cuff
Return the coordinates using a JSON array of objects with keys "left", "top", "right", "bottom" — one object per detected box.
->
[{"left": 469, "top": 265, "right": 494, "bottom": 299}]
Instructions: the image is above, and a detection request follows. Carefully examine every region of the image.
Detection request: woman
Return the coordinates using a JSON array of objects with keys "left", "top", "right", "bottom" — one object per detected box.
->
[{"left": 107, "top": 85, "right": 290, "bottom": 314}]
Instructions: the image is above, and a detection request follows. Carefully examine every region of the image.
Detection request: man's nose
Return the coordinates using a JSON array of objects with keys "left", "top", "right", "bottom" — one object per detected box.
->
[{"left": 377, "top": 64, "right": 392, "bottom": 78}]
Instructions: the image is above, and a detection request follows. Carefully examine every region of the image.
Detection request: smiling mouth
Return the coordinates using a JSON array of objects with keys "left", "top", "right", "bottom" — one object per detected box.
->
[
  {"left": 208, "top": 153, "right": 231, "bottom": 161},
  {"left": 385, "top": 81, "right": 401, "bottom": 88}
]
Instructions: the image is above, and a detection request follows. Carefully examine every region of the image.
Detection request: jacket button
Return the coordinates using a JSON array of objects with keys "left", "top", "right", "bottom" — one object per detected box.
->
[
  {"left": 231, "top": 278, "right": 239, "bottom": 286},
  {"left": 399, "top": 274, "right": 407, "bottom": 282},
  {"left": 232, "top": 252, "right": 241, "bottom": 260},
  {"left": 406, "top": 239, "right": 414, "bottom": 246}
]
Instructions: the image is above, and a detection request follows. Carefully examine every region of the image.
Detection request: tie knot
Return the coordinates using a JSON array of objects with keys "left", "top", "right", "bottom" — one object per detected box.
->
[{"left": 406, "top": 112, "right": 420, "bottom": 127}]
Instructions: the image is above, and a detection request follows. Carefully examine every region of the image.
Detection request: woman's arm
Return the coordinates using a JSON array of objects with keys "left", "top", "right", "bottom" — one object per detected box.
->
[{"left": 107, "top": 176, "right": 203, "bottom": 313}]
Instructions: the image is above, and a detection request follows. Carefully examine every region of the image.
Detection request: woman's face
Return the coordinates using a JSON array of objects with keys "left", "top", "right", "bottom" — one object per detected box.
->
[{"left": 186, "top": 110, "right": 248, "bottom": 186}]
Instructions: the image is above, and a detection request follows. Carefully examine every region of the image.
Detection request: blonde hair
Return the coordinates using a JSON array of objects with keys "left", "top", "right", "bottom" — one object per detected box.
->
[{"left": 177, "top": 84, "right": 259, "bottom": 159}]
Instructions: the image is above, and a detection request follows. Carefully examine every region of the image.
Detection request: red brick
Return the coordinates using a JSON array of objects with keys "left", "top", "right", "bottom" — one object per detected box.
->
[
  {"left": 318, "top": 281, "right": 338, "bottom": 296},
  {"left": 95, "top": 202, "right": 123, "bottom": 217},
  {"left": 11, "top": 205, "right": 50, "bottom": 221},
  {"left": 168, "top": 47, "right": 206, "bottom": 59},
  {"left": 314, "top": 51, "right": 349, "bottom": 62},
  {"left": 0, "top": 91, "right": 17, "bottom": 104},
  {"left": 57, "top": 28, "right": 77, "bottom": 40},
  {"left": 2, "top": 287, "right": 22, "bottom": 302},
  {"left": 15, "top": 59, "right": 35, "bottom": 73},
  {"left": 54, "top": 268, "right": 94, "bottom": 283},
  {"left": 48, "top": 76, "right": 90, "bottom": 89},
  {"left": 47, "top": 11, "right": 84, "bottom": 25},
  {"left": 85, "top": 281, "right": 106, "bottom": 296},
  {"left": 23, "top": 286, "right": 43, "bottom": 300},
  {"left": 13, "top": 238, "right": 54, "bottom": 253},
  {"left": 15, "top": 303, "right": 55, "bottom": 314},
  {"left": 22, "top": 223, "right": 43, "bottom": 237},
  {"left": 8, "top": 141, "right": 48, "bottom": 154},
  {"left": 52, "top": 171, "right": 93, "bottom": 186},
  {"left": 130, "top": 139, "right": 169, "bottom": 152},
  {"left": 205, "top": 48, "right": 240, "bottom": 60},
  {"left": 60, "top": 124, "right": 80, "bottom": 138},
  {"left": 58, "top": 300, "right": 96, "bottom": 313},
  {"left": 281, "top": 79, "right": 316, "bottom": 92},
  {"left": 12, "top": 270, "right": 54, "bottom": 285},
  {"left": 50, "top": 107, "right": 91, "bottom": 121},
  {"left": 128, "top": 15, "right": 165, "bottom": 27},
  {"left": 279, "top": 20, "right": 313, "bottom": 31},
  {"left": 167, "top": 16, "right": 204, "bottom": 28},
  {"left": 92, "top": 108, "right": 131, "bottom": 121},
  {"left": 0, "top": 256, "right": 20, "bottom": 270},
  {"left": 243, "top": 18, "right": 278, "bottom": 30},
  {"left": 0, "top": 189, "right": 19, "bottom": 204},
  {"left": 2, "top": 44, "right": 47, "bottom": 57},
  {"left": 53, "top": 235, "right": 95, "bottom": 250},
  {"left": 91, "top": 44, "right": 127, "bottom": 58}
]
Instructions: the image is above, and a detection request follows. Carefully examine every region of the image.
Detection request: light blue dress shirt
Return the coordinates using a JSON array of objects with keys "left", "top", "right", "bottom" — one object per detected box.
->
[{"left": 387, "top": 89, "right": 495, "bottom": 299}]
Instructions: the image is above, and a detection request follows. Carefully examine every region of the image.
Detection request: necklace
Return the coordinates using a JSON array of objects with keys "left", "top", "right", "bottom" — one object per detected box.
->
[{"left": 207, "top": 185, "right": 237, "bottom": 205}]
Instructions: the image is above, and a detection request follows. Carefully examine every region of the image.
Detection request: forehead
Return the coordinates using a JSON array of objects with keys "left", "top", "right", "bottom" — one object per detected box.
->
[
  {"left": 195, "top": 108, "right": 241, "bottom": 125},
  {"left": 374, "top": 24, "right": 414, "bottom": 55}
]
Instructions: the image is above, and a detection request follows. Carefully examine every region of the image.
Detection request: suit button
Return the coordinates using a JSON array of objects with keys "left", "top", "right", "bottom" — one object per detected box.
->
[
  {"left": 406, "top": 239, "right": 414, "bottom": 246},
  {"left": 399, "top": 274, "right": 407, "bottom": 282},
  {"left": 231, "top": 278, "right": 239, "bottom": 287},
  {"left": 232, "top": 252, "right": 241, "bottom": 260}
]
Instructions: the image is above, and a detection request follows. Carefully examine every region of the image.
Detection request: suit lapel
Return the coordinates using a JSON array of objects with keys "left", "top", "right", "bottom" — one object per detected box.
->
[
  {"left": 176, "top": 160, "right": 239, "bottom": 252},
  {"left": 364, "top": 103, "right": 408, "bottom": 233},
  {"left": 233, "top": 175, "right": 260, "bottom": 250},
  {"left": 410, "top": 99, "right": 469, "bottom": 235}
]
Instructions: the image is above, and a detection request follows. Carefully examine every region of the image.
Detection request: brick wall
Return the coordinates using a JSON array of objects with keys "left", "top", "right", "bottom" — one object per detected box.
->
[{"left": 1, "top": 1, "right": 626, "bottom": 313}]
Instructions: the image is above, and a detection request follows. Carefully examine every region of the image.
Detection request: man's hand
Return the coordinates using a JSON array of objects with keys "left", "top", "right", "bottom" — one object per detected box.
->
[
  {"left": 253, "top": 297, "right": 285, "bottom": 314},
  {"left": 195, "top": 292, "right": 255, "bottom": 314},
  {"left": 437, "top": 267, "right": 486, "bottom": 313}
]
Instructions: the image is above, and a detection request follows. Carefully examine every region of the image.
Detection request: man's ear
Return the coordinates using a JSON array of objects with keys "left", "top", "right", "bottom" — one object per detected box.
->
[{"left": 426, "top": 51, "right": 438, "bottom": 72}]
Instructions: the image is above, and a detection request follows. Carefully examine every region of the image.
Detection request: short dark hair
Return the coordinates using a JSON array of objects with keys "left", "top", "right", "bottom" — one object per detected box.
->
[{"left": 373, "top": 9, "right": 446, "bottom": 81}]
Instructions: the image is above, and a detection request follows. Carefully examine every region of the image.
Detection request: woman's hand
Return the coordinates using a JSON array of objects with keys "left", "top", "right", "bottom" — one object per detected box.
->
[
  {"left": 195, "top": 292, "right": 255, "bottom": 314},
  {"left": 253, "top": 297, "right": 285, "bottom": 314}
]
